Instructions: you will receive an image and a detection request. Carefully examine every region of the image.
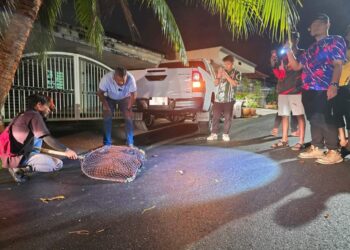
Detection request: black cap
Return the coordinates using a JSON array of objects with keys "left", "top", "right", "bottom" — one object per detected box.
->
[{"left": 311, "top": 13, "right": 330, "bottom": 24}]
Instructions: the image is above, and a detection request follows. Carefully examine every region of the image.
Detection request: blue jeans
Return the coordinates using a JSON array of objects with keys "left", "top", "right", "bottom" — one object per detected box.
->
[
  {"left": 32, "top": 137, "right": 43, "bottom": 154},
  {"left": 103, "top": 97, "right": 134, "bottom": 146}
]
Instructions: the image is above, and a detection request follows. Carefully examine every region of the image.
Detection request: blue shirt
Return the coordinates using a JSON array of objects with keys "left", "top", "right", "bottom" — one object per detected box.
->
[
  {"left": 299, "top": 35, "right": 347, "bottom": 91},
  {"left": 99, "top": 71, "right": 137, "bottom": 100}
]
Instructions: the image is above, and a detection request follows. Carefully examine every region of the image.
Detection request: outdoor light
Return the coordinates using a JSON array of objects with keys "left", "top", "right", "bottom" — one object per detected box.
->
[
  {"left": 192, "top": 70, "right": 205, "bottom": 91},
  {"left": 192, "top": 81, "right": 201, "bottom": 88}
]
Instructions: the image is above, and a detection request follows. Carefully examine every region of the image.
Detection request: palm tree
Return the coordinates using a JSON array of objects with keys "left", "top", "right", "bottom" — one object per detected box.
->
[{"left": 0, "top": 0, "right": 302, "bottom": 128}]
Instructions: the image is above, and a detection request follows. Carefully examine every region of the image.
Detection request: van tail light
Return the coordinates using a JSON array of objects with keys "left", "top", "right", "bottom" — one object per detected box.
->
[{"left": 192, "top": 70, "right": 205, "bottom": 92}]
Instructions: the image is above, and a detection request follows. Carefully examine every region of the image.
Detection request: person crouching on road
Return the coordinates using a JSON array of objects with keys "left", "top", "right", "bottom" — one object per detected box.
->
[
  {"left": 97, "top": 66, "right": 137, "bottom": 147},
  {"left": 0, "top": 94, "right": 78, "bottom": 183},
  {"left": 207, "top": 55, "right": 239, "bottom": 142}
]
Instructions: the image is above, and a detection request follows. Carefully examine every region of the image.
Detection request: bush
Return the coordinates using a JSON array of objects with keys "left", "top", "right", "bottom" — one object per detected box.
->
[
  {"left": 235, "top": 92, "right": 249, "bottom": 100},
  {"left": 245, "top": 93, "right": 260, "bottom": 108},
  {"left": 265, "top": 88, "right": 278, "bottom": 104}
]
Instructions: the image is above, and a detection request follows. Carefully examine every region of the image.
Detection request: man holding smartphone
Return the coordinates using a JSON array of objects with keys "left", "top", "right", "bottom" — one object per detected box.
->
[
  {"left": 287, "top": 14, "right": 346, "bottom": 164},
  {"left": 207, "top": 55, "right": 239, "bottom": 142},
  {"left": 270, "top": 32, "right": 306, "bottom": 151},
  {"left": 97, "top": 66, "right": 137, "bottom": 147}
]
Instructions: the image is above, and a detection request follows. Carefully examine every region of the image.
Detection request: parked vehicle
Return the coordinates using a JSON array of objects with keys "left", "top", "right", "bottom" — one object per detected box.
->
[{"left": 130, "top": 59, "right": 216, "bottom": 133}]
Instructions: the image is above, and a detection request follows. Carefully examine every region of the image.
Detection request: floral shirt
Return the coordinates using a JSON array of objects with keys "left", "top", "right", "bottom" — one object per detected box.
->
[
  {"left": 215, "top": 69, "right": 238, "bottom": 103},
  {"left": 299, "top": 35, "right": 347, "bottom": 91}
]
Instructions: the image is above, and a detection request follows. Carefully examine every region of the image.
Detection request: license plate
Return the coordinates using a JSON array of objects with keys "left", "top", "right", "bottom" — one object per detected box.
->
[{"left": 149, "top": 97, "right": 168, "bottom": 106}]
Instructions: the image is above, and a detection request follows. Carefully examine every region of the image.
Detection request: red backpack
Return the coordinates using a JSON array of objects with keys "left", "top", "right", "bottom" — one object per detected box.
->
[{"left": 0, "top": 117, "right": 18, "bottom": 157}]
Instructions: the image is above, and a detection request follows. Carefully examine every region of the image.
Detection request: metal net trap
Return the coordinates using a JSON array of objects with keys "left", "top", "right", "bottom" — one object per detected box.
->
[{"left": 80, "top": 146, "right": 146, "bottom": 183}]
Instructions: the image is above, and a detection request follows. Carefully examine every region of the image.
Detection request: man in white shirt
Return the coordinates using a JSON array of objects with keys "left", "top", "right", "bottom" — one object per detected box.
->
[{"left": 97, "top": 66, "right": 137, "bottom": 147}]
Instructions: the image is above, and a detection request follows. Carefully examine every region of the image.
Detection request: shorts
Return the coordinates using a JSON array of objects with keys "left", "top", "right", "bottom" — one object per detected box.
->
[{"left": 278, "top": 94, "right": 305, "bottom": 116}]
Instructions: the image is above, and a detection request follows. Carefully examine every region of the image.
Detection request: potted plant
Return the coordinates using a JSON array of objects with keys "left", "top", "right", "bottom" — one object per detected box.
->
[{"left": 243, "top": 94, "right": 259, "bottom": 117}]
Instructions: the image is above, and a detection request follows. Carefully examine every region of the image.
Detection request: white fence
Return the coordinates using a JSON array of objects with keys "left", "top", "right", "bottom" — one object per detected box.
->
[{"left": 1, "top": 52, "right": 121, "bottom": 122}]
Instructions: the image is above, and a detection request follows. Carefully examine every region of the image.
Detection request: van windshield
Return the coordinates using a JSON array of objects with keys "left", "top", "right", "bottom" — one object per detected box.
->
[{"left": 158, "top": 61, "right": 207, "bottom": 72}]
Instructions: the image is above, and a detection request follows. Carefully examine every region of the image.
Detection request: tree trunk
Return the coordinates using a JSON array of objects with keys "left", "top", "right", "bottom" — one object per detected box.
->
[{"left": 0, "top": 0, "right": 42, "bottom": 131}]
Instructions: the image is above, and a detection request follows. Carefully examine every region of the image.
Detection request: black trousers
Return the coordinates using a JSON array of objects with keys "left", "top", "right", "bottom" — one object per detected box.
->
[
  {"left": 333, "top": 85, "right": 350, "bottom": 130},
  {"left": 302, "top": 90, "right": 338, "bottom": 150},
  {"left": 212, "top": 101, "right": 234, "bottom": 134}
]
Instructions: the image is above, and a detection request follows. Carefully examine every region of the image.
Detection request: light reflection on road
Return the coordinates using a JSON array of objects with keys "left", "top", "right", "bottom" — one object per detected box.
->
[{"left": 139, "top": 145, "right": 281, "bottom": 206}]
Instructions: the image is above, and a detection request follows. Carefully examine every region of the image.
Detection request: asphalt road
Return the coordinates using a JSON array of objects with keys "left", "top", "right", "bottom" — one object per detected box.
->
[{"left": 0, "top": 115, "right": 350, "bottom": 250}]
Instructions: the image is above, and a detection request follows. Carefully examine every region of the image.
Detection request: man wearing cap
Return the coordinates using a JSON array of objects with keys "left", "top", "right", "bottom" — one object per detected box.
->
[
  {"left": 270, "top": 32, "right": 306, "bottom": 151},
  {"left": 287, "top": 14, "right": 347, "bottom": 164},
  {"left": 97, "top": 66, "right": 137, "bottom": 147}
]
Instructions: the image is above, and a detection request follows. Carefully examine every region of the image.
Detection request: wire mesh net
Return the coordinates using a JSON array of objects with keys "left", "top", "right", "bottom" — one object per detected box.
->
[{"left": 80, "top": 146, "right": 146, "bottom": 183}]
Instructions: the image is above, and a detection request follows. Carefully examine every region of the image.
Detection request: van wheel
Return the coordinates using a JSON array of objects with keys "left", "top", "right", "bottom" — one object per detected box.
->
[
  {"left": 169, "top": 114, "right": 186, "bottom": 123},
  {"left": 143, "top": 113, "right": 155, "bottom": 128}
]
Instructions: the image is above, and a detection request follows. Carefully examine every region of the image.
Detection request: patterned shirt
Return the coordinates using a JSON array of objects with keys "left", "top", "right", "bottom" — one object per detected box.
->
[
  {"left": 215, "top": 69, "right": 238, "bottom": 103},
  {"left": 299, "top": 35, "right": 347, "bottom": 91}
]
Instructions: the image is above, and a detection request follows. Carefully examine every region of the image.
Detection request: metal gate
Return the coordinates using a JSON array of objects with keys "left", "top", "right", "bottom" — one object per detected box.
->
[{"left": 1, "top": 52, "right": 120, "bottom": 122}]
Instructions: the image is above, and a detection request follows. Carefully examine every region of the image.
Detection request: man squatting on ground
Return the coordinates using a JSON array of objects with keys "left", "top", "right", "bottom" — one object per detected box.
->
[
  {"left": 97, "top": 66, "right": 137, "bottom": 147},
  {"left": 270, "top": 32, "right": 306, "bottom": 151},
  {"left": 287, "top": 14, "right": 346, "bottom": 165},
  {"left": 1, "top": 94, "right": 78, "bottom": 183},
  {"left": 207, "top": 55, "right": 239, "bottom": 142}
]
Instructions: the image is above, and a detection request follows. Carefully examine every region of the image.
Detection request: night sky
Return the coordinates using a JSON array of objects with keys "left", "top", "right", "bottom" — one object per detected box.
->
[{"left": 60, "top": 0, "right": 350, "bottom": 74}]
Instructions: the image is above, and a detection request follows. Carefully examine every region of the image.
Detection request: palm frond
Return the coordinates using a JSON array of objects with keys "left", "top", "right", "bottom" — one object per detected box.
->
[
  {"left": 0, "top": 0, "right": 16, "bottom": 40},
  {"left": 195, "top": 0, "right": 302, "bottom": 41},
  {"left": 138, "top": 0, "right": 188, "bottom": 64},
  {"left": 27, "top": 0, "right": 64, "bottom": 60},
  {"left": 74, "top": 0, "right": 104, "bottom": 55}
]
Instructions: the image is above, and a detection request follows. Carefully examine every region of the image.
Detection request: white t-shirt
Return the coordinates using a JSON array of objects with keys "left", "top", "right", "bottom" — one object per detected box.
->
[{"left": 99, "top": 71, "right": 137, "bottom": 100}]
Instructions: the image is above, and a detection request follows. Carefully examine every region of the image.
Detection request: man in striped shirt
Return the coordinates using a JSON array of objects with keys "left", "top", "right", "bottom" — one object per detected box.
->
[{"left": 207, "top": 55, "right": 239, "bottom": 142}]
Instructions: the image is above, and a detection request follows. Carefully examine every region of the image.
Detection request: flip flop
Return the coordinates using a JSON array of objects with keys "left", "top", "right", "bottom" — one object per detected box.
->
[{"left": 271, "top": 140, "right": 289, "bottom": 149}]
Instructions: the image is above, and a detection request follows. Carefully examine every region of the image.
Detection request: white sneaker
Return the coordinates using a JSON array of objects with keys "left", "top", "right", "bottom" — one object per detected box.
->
[
  {"left": 298, "top": 145, "right": 325, "bottom": 159},
  {"left": 207, "top": 133, "right": 218, "bottom": 141},
  {"left": 223, "top": 134, "right": 230, "bottom": 142},
  {"left": 316, "top": 150, "right": 343, "bottom": 165}
]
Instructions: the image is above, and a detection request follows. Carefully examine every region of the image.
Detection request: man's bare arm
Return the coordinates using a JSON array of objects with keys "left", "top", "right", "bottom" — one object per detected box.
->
[
  {"left": 331, "top": 60, "right": 343, "bottom": 83},
  {"left": 287, "top": 51, "right": 303, "bottom": 71},
  {"left": 223, "top": 71, "right": 239, "bottom": 87},
  {"left": 128, "top": 92, "right": 136, "bottom": 110},
  {"left": 43, "top": 136, "right": 78, "bottom": 160},
  {"left": 97, "top": 89, "right": 110, "bottom": 111},
  {"left": 327, "top": 60, "right": 343, "bottom": 100}
]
